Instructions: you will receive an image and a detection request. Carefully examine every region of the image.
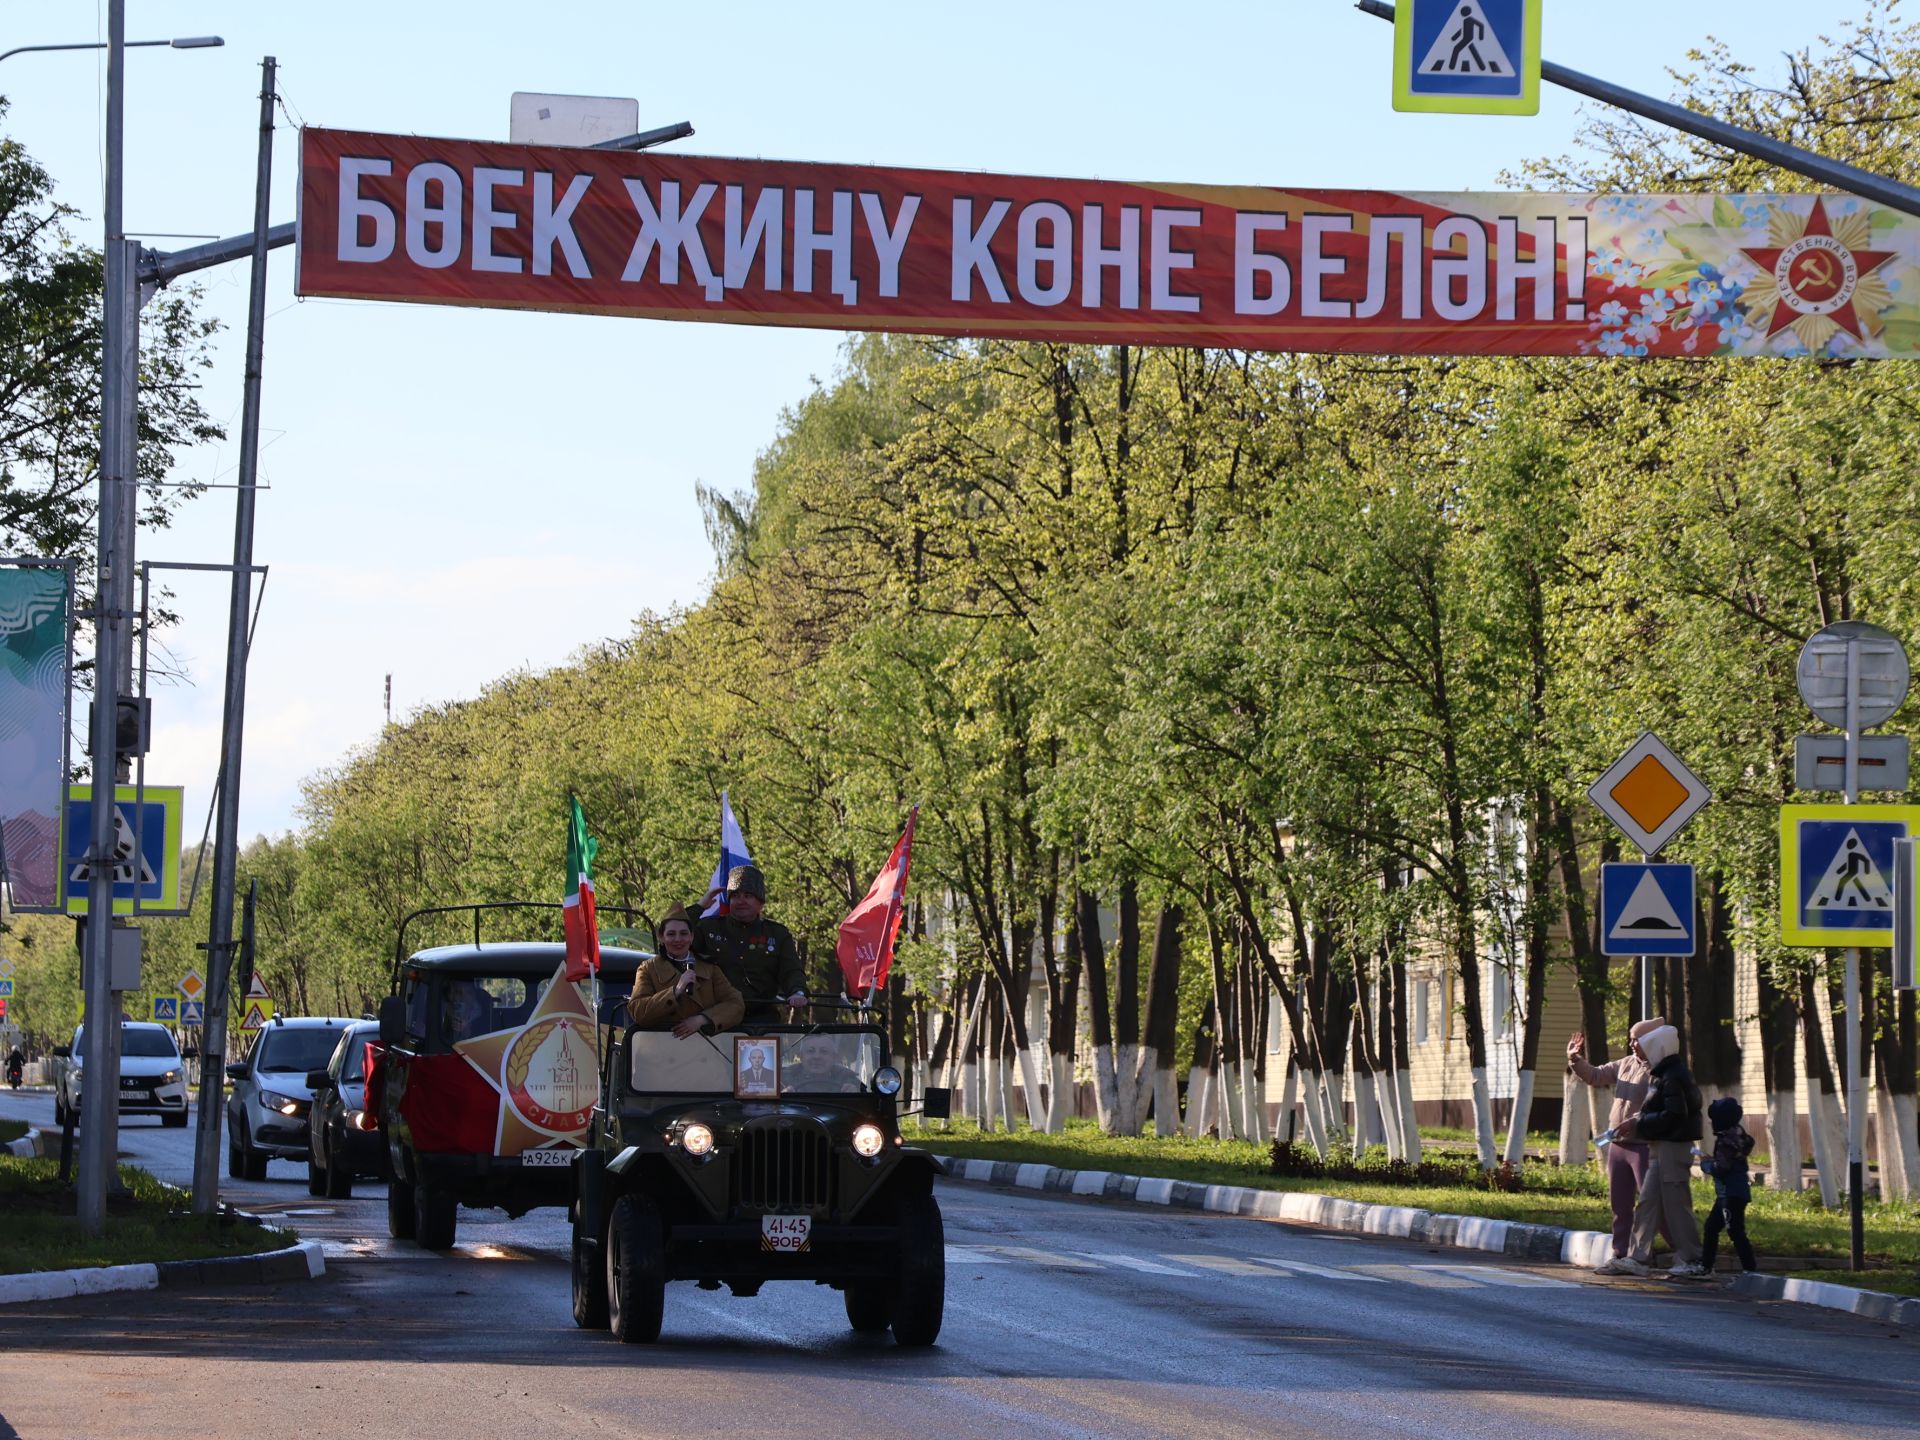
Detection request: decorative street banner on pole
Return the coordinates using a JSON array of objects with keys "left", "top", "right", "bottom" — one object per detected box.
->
[
  {"left": 298, "top": 129, "right": 1920, "bottom": 360},
  {"left": 0, "top": 562, "right": 71, "bottom": 912}
]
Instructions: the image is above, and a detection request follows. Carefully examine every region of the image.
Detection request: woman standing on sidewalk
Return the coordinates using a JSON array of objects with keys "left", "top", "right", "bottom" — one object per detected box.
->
[{"left": 1567, "top": 1016, "right": 1668, "bottom": 1275}]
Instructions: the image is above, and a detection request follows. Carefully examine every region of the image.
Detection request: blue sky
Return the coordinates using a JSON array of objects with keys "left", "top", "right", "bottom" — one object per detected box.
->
[{"left": 0, "top": 1, "right": 1884, "bottom": 845}]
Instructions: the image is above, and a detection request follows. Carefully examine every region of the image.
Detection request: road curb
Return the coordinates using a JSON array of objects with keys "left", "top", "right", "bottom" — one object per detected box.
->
[
  {"left": 3, "top": 1126, "right": 49, "bottom": 1159},
  {"left": 930, "top": 1153, "right": 1920, "bottom": 1325},
  {"left": 0, "top": 1240, "right": 324, "bottom": 1307},
  {"left": 1728, "top": 1269, "right": 1920, "bottom": 1326}
]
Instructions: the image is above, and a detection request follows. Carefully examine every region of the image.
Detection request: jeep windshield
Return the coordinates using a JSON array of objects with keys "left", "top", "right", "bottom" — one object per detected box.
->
[{"left": 627, "top": 1029, "right": 884, "bottom": 1095}]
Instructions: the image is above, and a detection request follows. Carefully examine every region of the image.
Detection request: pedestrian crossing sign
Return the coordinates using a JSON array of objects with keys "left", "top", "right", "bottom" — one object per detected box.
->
[
  {"left": 1600, "top": 863, "right": 1696, "bottom": 958},
  {"left": 152, "top": 995, "right": 179, "bottom": 1024},
  {"left": 241, "top": 997, "right": 274, "bottom": 1031},
  {"left": 1780, "top": 803, "right": 1920, "bottom": 946},
  {"left": 1393, "top": 0, "right": 1541, "bottom": 115}
]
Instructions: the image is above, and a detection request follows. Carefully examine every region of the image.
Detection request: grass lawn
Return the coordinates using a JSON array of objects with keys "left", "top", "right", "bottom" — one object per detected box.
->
[
  {"left": 0, "top": 1120, "right": 25, "bottom": 1146},
  {"left": 0, "top": 1155, "right": 293, "bottom": 1276},
  {"left": 911, "top": 1119, "right": 1920, "bottom": 1270}
]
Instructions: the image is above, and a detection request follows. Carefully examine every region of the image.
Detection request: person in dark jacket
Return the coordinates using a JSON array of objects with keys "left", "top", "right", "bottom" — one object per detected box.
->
[
  {"left": 694, "top": 865, "right": 807, "bottom": 1023},
  {"left": 1699, "top": 1095, "right": 1759, "bottom": 1274},
  {"left": 1616, "top": 1024, "right": 1707, "bottom": 1277}
]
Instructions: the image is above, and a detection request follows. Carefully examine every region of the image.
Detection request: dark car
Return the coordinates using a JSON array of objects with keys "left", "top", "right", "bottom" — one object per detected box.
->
[
  {"left": 570, "top": 1019, "right": 946, "bottom": 1347},
  {"left": 305, "top": 1021, "right": 386, "bottom": 1198},
  {"left": 377, "top": 914, "right": 643, "bottom": 1252}
]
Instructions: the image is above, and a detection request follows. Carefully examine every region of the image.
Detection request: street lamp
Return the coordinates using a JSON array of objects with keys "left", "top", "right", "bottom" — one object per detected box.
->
[
  {"left": 5, "top": 10, "right": 225, "bottom": 1239},
  {"left": 0, "top": 36, "right": 224, "bottom": 65}
]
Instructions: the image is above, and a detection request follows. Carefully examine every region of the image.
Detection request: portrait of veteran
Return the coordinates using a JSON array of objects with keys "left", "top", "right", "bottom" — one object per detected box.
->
[
  {"left": 737, "top": 1043, "right": 778, "bottom": 1095},
  {"left": 627, "top": 903, "right": 745, "bottom": 1038}
]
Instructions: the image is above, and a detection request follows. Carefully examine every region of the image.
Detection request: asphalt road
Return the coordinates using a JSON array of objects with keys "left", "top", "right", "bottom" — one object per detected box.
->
[{"left": 2, "top": 1090, "right": 1916, "bottom": 1440}]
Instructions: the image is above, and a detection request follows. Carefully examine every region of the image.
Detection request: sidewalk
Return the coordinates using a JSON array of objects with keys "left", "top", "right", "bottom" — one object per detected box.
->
[{"left": 928, "top": 1151, "right": 1920, "bottom": 1327}]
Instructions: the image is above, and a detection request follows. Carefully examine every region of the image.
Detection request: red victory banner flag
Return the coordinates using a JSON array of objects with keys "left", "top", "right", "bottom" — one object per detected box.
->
[
  {"left": 298, "top": 127, "right": 1920, "bottom": 360},
  {"left": 837, "top": 808, "right": 917, "bottom": 999},
  {"left": 561, "top": 796, "right": 600, "bottom": 982}
]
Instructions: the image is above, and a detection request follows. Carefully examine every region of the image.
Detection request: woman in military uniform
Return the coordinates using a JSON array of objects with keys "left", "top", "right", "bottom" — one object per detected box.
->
[{"left": 628, "top": 904, "right": 745, "bottom": 1037}]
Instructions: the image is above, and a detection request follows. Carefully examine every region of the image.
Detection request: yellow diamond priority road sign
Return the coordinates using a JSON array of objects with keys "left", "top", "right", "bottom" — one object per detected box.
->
[{"left": 1588, "top": 731, "right": 1711, "bottom": 857}]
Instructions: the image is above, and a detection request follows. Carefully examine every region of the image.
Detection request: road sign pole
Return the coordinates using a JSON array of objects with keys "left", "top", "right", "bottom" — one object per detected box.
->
[{"left": 1843, "top": 637, "right": 1866, "bottom": 1270}]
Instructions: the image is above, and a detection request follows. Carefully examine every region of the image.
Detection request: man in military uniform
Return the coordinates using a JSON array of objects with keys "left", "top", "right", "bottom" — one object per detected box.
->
[{"left": 696, "top": 865, "right": 807, "bottom": 1023}]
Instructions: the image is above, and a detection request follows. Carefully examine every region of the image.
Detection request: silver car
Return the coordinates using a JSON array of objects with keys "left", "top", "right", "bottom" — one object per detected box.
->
[
  {"left": 225, "top": 1015, "right": 355, "bottom": 1180},
  {"left": 53, "top": 1021, "right": 190, "bottom": 1127}
]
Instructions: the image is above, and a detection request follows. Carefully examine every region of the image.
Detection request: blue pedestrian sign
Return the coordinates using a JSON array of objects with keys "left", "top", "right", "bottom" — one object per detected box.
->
[
  {"left": 1393, "top": 0, "right": 1541, "bottom": 116},
  {"left": 180, "top": 999, "right": 205, "bottom": 1025},
  {"left": 62, "top": 784, "right": 185, "bottom": 916},
  {"left": 152, "top": 995, "right": 179, "bottom": 1024},
  {"left": 1600, "top": 863, "right": 1696, "bottom": 957},
  {"left": 0, "top": 978, "right": 12, "bottom": 999},
  {"left": 1780, "top": 803, "right": 1920, "bottom": 946}
]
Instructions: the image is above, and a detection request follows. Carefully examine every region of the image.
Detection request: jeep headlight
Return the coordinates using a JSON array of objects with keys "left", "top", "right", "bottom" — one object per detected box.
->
[
  {"left": 851, "top": 1123, "right": 885, "bottom": 1159},
  {"left": 681, "top": 1122, "right": 715, "bottom": 1158},
  {"left": 874, "top": 1066, "right": 902, "bottom": 1096},
  {"left": 261, "top": 1089, "right": 301, "bottom": 1116}
]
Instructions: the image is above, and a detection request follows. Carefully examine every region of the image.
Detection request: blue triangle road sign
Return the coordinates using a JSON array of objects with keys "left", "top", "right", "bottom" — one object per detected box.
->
[{"left": 1600, "top": 863, "right": 1696, "bottom": 957}]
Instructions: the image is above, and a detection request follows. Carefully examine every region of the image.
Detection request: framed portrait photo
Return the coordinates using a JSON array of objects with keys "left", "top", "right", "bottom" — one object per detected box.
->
[{"left": 734, "top": 1035, "right": 780, "bottom": 1099}]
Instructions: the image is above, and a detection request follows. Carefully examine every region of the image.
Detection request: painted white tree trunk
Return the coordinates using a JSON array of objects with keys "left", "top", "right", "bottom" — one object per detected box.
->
[
  {"left": 958, "top": 1060, "right": 978, "bottom": 1125},
  {"left": 995, "top": 1055, "right": 1016, "bottom": 1132},
  {"left": 1765, "top": 1088, "right": 1802, "bottom": 1192},
  {"left": 1217, "top": 1061, "right": 1243, "bottom": 1142},
  {"left": 1013, "top": 1043, "right": 1047, "bottom": 1132},
  {"left": 1374, "top": 1067, "right": 1404, "bottom": 1162},
  {"left": 1296, "top": 1071, "right": 1327, "bottom": 1156},
  {"left": 1558, "top": 1075, "right": 1592, "bottom": 1167},
  {"left": 1149, "top": 1053, "right": 1178, "bottom": 1139},
  {"left": 1044, "top": 1053, "right": 1073, "bottom": 1134},
  {"left": 1808, "top": 1082, "right": 1845, "bottom": 1208},
  {"left": 1183, "top": 1064, "right": 1210, "bottom": 1136},
  {"left": 1352, "top": 1072, "right": 1382, "bottom": 1159},
  {"left": 1245, "top": 1064, "right": 1269, "bottom": 1144},
  {"left": 1397, "top": 1067, "right": 1421, "bottom": 1160},
  {"left": 1469, "top": 1067, "right": 1497, "bottom": 1171},
  {"left": 1109, "top": 1042, "right": 1135, "bottom": 1135},
  {"left": 1091, "top": 1043, "right": 1119, "bottom": 1134},
  {"left": 1324, "top": 1068, "right": 1349, "bottom": 1146},
  {"left": 1502, "top": 1069, "right": 1536, "bottom": 1168},
  {"left": 1278, "top": 1062, "right": 1300, "bottom": 1146},
  {"left": 1893, "top": 1091, "right": 1920, "bottom": 1197}
]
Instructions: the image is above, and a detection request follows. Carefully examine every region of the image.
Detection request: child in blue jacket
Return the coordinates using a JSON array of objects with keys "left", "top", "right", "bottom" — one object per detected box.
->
[{"left": 1699, "top": 1096, "right": 1758, "bottom": 1274}]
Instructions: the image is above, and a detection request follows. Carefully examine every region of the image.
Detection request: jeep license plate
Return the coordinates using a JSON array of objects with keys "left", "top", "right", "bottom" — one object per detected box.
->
[
  {"left": 761, "top": 1215, "right": 811, "bottom": 1253},
  {"left": 520, "top": 1148, "right": 579, "bottom": 1167}
]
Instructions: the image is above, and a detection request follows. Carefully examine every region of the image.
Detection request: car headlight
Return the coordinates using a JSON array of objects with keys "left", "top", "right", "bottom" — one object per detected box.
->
[
  {"left": 681, "top": 1122, "right": 715, "bottom": 1158},
  {"left": 347, "top": 1109, "right": 380, "bottom": 1132},
  {"left": 851, "top": 1123, "right": 885, "bottom": 1159},
  {"left": 874, "top": 1066, "right": 902, "bottom": 1096},
  {"left": 159, "top": 1069, "right": 181, "bottom": 1085},
  {"left": 261, "top": 1090, "right": 301, "bottom": 1116}
]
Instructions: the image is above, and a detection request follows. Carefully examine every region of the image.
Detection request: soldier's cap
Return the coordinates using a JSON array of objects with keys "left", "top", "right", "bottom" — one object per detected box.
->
[
  {"left": 658, "top": 902, "right": 693, "bottom": 929},
  {"left": 727, "top": 864, "right": 767, "bottom": 900}
]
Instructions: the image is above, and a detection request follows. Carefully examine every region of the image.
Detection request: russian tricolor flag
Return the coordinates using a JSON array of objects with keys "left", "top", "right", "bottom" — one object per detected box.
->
[{"left": 702, "top": 791, "right": 753, "bottom": 918}]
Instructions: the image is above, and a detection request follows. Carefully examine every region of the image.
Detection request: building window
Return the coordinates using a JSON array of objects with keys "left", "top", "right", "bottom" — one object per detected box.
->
[
  {"left": 1489, "top": 963, "right": 1510, "bottom": 1039},
  {"left": 1414, "top": 980, "right": 1429, "bottom": 1044}
]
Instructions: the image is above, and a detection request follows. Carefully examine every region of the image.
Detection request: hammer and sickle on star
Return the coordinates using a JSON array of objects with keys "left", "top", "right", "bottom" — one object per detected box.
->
[{"left": 1798, "top": 252, "right": 1837, "bottom": 291}]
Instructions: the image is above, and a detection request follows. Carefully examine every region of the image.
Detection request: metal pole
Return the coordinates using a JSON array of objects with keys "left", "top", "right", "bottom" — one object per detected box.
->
[
  {"left": 1843, "top": 638, "right": 1866, "bottom": 1269},
  {"left": 1355, "top": 0, "right": 1920, "bottom": 221},
  {"left": 192, "top": 56, "right": 277, "bottom": 1215},
  {"left": 77, "top": 0, "right": 129, "bottom": 1240}
]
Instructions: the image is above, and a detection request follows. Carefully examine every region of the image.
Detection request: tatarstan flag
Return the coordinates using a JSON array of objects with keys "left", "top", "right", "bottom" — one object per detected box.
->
[{"left": 562, "top": 796, "right": 601, "bottom": 982}]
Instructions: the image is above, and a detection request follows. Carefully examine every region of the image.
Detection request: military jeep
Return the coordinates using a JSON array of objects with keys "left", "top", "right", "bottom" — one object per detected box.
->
[{"left": 571, "top": 1017, "right": 945, "bottom": 1347}]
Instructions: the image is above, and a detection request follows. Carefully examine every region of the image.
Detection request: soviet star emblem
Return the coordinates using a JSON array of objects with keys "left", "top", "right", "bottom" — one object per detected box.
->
[
  {"left": 1738, "top": 196, "right": 1896, "bottom": 349},
  {"left": 454, "top": 961, "right": 602, "bottom": 1154}
]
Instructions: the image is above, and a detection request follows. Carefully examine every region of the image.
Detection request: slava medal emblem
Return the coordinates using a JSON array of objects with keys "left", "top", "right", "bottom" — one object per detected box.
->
[{"left": 1738, "top": 196, "right": 1895, "bottom": 349}]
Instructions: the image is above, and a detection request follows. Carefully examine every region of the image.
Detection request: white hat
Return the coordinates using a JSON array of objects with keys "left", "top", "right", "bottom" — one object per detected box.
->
[{"left": 1639, "top": 1024, "right": 1679, "bottom": 1068}]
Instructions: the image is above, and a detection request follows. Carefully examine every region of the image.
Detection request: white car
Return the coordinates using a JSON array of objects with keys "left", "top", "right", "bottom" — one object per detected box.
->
[{"left": 53, "top": 1021, "right": 190, "bottom": 1127}]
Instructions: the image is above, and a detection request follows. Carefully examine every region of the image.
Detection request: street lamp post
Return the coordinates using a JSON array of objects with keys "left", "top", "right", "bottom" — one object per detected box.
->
[{"left": 4, "top": 9, "right": 224, "bottom": 1238}]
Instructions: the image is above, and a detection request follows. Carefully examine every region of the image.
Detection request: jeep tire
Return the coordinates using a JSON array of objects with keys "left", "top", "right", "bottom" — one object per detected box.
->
[
  {"left": 387, "top": 1169, "right": 417, "bottom": 1240},
  {"left": 843, "top": 1283, "right": 893, "bottom": 1332},
  {"left": 606, "top": 1194, "right": 665, "bottom": 1344},
  {"left": 571, "top": 1208, "right": 609, "bottom": 1329},
  {"left": 889, "top": 1192, "right": 945, "bottom": 1347},
  {"left": 413, "top": 1181, "right": 458, "bottom": 1250}
]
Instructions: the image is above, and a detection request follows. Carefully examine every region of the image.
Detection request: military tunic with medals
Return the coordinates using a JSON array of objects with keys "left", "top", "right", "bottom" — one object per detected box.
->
[{"left": 695, "top": 913, "right": 805, "bottom": 1021}]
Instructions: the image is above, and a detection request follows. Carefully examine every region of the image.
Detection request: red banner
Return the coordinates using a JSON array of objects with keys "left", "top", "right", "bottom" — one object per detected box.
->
[{"left": 297, "top": 127, "right": 1920, "bottom": 360}]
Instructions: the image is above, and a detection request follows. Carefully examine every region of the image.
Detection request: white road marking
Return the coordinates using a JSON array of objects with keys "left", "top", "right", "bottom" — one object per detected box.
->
[
  {"left": 1072, "top": 1251, "right": 1200, "bottom": 1276},
  {"left": 1347, "top": 1263, "right": 1479, "bottom": 1288},
  {"left": 1163, "top": 1253, "right": 1279, "bottom": 1276},
  {"left": 946, "top": 1243, "right": 1011, "bottom": 1264},
  {"left": 1412, "top": 1264, "right": 1578, "bottom": 1289},
  {"left": 1250, "top": 1256, "right": 1388, "bottom": 1282},
  {"left": 971, "top": 1244, "right": 1101, "bottom": 1268}
]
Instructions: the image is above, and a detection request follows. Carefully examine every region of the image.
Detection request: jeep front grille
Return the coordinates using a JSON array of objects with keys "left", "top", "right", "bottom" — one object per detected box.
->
[{"left": 735, "top": 1121, "right": 833, "bottom": 1214}]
